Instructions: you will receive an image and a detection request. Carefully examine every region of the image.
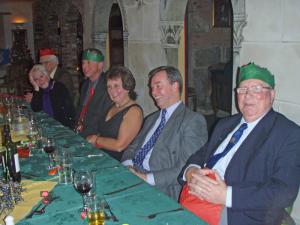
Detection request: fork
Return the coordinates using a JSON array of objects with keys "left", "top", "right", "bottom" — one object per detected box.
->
[
  {"left": 25, "top": 196, "right": 59, "bottom": 218},
  {"left": 145, "top": 208, "right": 183, "bottom": 219},
  {"left": 34, "top": 196, "right": 59, "bottom": 214},
  {"left": 25, "top": 202, "right": 43, "bottom": 219},
  {"left": 103, "top": 200, "right": 118, "bottom": 222}
]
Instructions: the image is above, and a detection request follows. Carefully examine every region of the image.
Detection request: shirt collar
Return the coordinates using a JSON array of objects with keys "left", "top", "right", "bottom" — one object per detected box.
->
[
  {"left": 161, "top": 101, "right": 182, "bottom": 120},
  {"left": 241, "top": 111, "right": 268, "bottom": 129}
]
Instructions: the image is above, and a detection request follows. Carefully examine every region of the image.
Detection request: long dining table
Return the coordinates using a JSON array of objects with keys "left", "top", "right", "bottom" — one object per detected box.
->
[{"left": 7, "top": 109, "right": 207, "bottom": 225}]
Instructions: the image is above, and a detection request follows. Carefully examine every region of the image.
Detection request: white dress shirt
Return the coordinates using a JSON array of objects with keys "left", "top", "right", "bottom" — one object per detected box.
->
[
  {"left": 184, "top": 114, "right": 266, "bottom": 207},
  {"left": 122, "top": 101, "right": 181, "bottom": 185}
]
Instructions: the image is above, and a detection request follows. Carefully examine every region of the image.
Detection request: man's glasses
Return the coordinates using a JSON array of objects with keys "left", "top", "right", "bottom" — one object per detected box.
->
[{"left": 236, "top": 85, "right": 272, "bottom": 95}]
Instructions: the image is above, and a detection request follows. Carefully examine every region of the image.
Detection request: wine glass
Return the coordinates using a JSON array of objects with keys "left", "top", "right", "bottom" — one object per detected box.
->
[
  {"left": 42, "top": 138, "right": 56, "bottom": 172},
  {"left": 73, "top": 169, "right": 93, "bottom": 213}
]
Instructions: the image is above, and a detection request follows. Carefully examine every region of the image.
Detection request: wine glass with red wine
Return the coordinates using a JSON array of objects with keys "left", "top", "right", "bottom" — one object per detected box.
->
[
  {"left": 43, "top": 138, "right": 56, "bottom": 172},
  {"left": 73, "top": 169, "right": 93, "bottom": 212}
]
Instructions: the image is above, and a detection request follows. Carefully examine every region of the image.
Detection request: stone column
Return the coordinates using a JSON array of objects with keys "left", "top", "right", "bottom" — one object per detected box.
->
[
  {"left": 91, "top": 32, "right": 107, "bottom": 56},
  {"left": 231, "top": 0, "right": 247, "bottom": 113},
  {"left": 123, "top": 31, "right": 129, "bottom": 67},
  {"left": 160, "top": 21, "right": 183, "bottom": 67}
]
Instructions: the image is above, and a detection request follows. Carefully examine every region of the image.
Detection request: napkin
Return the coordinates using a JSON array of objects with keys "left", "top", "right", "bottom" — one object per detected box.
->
[{"left": 11, "top": 179, "right": 57, "bottom": 223}]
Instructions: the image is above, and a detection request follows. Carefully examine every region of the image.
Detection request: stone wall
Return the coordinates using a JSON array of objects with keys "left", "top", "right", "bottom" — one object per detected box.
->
[
  {"left": 33, "top": 0, "right": 82, "bottom": 75},
  {"left": 240, "top": 0, "right": 300, "bottom": 222}
]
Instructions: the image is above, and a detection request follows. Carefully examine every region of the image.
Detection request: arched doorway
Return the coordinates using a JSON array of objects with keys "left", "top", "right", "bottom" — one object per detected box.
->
[
  {"left": 185, "top": 0, "right": 233, "bottom": 131},
  {"left": 109, "top": 3, "right": 124, "bottom": 67}
]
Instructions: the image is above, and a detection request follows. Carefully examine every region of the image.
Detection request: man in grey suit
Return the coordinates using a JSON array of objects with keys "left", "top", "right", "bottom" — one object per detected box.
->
[{"left": 122, "top": 66, "right": 208, "bottom": 200}]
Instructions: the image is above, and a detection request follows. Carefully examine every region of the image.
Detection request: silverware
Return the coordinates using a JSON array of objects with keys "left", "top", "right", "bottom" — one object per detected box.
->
[
  {"left": 25, "top": 196, "right": 59, "bottom": 219},
  {"left": 25, "top": 202, "right": 43, "bottom": 219},
  {"left": 22, "top": 173, "right": 38, "bottom": 179},
  {"left": 104, "top": 200, "right": 118, "bottom": 222},
  {"left": 103, "top": 181, "right": 143, "bottom": 195},
  {"left": 34, "top": 196, "right": 60, "bottom": 214},
  {"left": 96, "top": 165, "right": 120, "bottom": 170},
  {"left": 74, "top": 153, "right": 103, "bottom": 158},
  {"left": 145, "top": 208, "right": 184, "bottom": 219}
]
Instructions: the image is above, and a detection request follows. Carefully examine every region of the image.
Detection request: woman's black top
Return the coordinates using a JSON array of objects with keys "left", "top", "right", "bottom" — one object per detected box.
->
[
  {"left": 31, "top": 80, "right": 75, "bottom": 129},
  {"left": 99, "top": 104, "right": 142, "bottom": 161}
]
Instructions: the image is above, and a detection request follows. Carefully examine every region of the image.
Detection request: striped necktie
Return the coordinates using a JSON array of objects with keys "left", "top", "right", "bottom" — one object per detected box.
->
[
  {"left": 133, "top": 109, "right": 167, "bottom": 170},
  {"left": 206, "top": 123, "right": 248, "bottom": 169}
]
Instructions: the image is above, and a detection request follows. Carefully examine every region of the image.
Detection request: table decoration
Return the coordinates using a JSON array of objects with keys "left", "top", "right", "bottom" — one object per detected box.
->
[
  {"left": 10, "top": 179, "right": 57, "bottom": 223},
  {"left": 0, "top": 180, "right": 24, "bottom": 223}
]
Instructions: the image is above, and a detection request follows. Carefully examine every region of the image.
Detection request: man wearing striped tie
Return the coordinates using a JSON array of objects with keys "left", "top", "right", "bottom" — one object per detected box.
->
[
  {"left": 122, "top": 66, "right": 208, "bottom": 201},
  {"left": 179, "top": 63, "right": 300, "bottom": 225}
]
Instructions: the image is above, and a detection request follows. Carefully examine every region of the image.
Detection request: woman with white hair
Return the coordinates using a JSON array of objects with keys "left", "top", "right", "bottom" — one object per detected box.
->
[{"left": 25, "top": 64, "right": 75, "bottom": 128}]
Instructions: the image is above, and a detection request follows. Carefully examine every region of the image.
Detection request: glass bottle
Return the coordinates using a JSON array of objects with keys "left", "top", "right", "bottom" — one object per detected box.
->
[
  {"left": 1, "top": 124, "right": 21, "bottom": 182},
  {"left": 10, "top": 105, "right": 29, "bottom": 143}
]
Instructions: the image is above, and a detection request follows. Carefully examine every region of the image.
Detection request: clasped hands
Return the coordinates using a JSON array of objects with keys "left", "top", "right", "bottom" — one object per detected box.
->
[{"left": 186, "top": 167, "right": 227, "bottom": 205}]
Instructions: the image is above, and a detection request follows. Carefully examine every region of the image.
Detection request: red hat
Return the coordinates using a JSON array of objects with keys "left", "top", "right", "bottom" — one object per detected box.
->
[{"left": 39, "top": 48, "right": 56, "bottom": 57}]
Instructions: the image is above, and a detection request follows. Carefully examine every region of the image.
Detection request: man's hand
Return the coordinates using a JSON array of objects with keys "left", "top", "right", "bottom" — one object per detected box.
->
[
  {"left": 188, "top": 169, "right": 227, "bottom": 205},
  {"left": 185, "top": 166, "right": 202, "bottom": 183},
  {"left": 86, "top": 135, "right": 97, "bottom": 145},
  {"left": 128, "top": 167, "right": 147, "bottom": 181}
]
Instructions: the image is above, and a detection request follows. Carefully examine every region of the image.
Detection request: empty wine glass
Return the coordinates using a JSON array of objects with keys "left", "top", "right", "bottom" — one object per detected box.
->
[
  {"left": 42, "top": 137, "right": 56, "bottom": 173},
  {"left": 27, "top": 121, "right": 39, "bottom": 150},
  {"left": 73, "top": 169, "right": 93, "bottom": 213}
]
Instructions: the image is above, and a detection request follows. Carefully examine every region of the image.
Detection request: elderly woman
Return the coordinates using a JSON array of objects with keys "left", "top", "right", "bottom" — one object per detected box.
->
[
  {"left": 25, "top": 64, "right": 75, "bottom": 128},
  {"left": 86, "top": 66, "right": 143, "bottom": 161}
]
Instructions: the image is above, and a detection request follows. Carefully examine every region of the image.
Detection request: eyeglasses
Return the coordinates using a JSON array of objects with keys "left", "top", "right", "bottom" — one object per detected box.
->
[{"left": 236, "top": 85, "right": 272, "bottom": 95}]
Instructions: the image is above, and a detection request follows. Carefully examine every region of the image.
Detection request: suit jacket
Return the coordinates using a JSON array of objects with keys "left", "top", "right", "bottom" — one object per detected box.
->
[
  {"left": 31, "top": 81, "right": 75, "bottom": 128},
  {"left": 122, "top": 103, "right": 208, "bottom": 200},
  {"left": 76, "top": 73, "right": 112, "bottom": 138},
  {"left": 180, "top": 109, "right": 300, "bottom": 225}
]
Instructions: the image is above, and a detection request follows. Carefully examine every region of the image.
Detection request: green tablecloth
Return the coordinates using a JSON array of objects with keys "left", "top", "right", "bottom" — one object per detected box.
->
[{"left": 15, "top": 111, "right": 207, "bottom": 225}]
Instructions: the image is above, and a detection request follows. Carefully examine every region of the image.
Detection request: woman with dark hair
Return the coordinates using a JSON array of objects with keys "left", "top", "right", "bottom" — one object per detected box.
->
[
  {"left": 25, "top": 64, "right": 75, "bottom": 129},
  {"left": 86, "top": 66, "right": 143, "bottom": 161}
]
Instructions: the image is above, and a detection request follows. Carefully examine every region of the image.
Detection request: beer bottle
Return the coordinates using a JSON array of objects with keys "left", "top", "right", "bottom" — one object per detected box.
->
[{"left": 1, "top": 124, "right": 21, "bottom": 182}]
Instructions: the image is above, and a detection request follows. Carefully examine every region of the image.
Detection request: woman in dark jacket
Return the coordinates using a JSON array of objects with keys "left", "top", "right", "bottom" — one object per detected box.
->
[{"left": 25, "top": 64, "right": 75, "bottom": 129}]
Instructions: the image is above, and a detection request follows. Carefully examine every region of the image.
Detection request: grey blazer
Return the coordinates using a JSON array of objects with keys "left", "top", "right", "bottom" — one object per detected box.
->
[{"left": 122, "top": 103, "right": 208, "bottom": 200}]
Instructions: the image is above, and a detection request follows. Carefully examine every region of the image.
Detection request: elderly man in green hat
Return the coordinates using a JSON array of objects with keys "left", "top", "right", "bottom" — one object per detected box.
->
[
  {"left": 179, "top": 63, "right": 300, "bottom": 225},
  {"left": 75, "top": 48, "right": 112, "bottom": 137}
]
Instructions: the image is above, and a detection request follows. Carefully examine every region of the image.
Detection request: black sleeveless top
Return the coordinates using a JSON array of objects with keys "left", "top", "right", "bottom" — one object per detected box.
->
[{"left": 99, "top": 104, "right": 143, "bottom": 161}]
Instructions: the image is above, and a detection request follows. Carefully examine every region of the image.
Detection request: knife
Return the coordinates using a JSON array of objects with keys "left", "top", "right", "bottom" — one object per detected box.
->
[
  {"left": 25, "top": 202, "right": 43, "bottom": 219},
  {"left": 74, "top": 153, "right": 103, "bottom": 158},
  {"left": 103, "top": 181, "right": 144, "bottom": 195}
]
